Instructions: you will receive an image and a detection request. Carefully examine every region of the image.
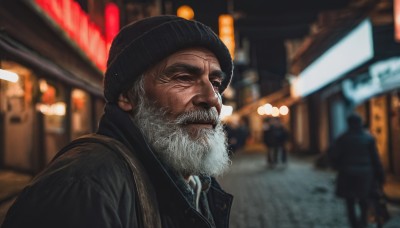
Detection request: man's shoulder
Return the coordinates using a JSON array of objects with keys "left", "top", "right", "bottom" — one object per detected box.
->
[
  {"left": 34, "top": 137, "right": 134, "bottom": 190},
  {"left": 2, "top": 138, "right": 139, "bottom": 228}
]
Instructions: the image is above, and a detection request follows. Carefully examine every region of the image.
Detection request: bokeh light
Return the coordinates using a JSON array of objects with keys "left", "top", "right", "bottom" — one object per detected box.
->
[{"left": 279, "top": 105, "right": 289, "bottom": 115}]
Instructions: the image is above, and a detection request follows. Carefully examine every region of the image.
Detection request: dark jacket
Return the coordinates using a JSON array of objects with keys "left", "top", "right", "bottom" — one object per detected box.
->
[
  {"left": 329, "top": 128, "right": 384, "bottom": 198},
  {"left": 2, "top": 104, "right": 233, "bottom": 228},
  {"left": 263, "top": 126, "right": 288, "bottom": 148}
]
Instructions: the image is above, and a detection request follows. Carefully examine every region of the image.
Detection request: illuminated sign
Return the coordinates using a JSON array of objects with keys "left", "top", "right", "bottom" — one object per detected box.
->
[
  {"left": 395, "top": 0, "right": 400, "bottom": 42},
  {"left": 219, "top": 14, "right": 235, "bottom": 59},
  {"left": 0, "top": 69, "right": 19, "bottom": 83},
  {"left": 291, "top": 19, "right": 374, "bottom": 98},
  {"left": 105, "top": 2, "right": 120, "bottom": 51},
  {"left": 34, "top": 0, "right": 120, "bottom": 71},
  {"left": 343, "top": 57, "right": 400, "bottom": 104}
]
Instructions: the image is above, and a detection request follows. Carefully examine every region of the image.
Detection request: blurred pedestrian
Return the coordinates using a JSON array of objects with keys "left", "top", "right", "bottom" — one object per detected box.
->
[
  {"left": 329, "top": 113, "right": 385, "bottom": 228},
  {"left": 224, "top": 117, "right": 249, "bottom": 155},
  {"left": 2, "top": 15, "right": 233, "bottom": 228},
  {"left": 224, "top": 121, "right": 239, "bottom": 155},
  {"left": 235, "top": 117, "right": 250, "bottom": 152},
  {"left": 263, "top": 117, "right": 289, "bottom": 167}
]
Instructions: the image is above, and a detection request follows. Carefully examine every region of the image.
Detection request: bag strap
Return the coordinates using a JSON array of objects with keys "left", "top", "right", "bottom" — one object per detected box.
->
[{"left": 55, "top": 133, "right": 162, "bottom": 228}]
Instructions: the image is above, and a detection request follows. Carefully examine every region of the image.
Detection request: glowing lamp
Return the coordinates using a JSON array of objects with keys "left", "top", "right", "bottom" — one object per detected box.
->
[
  {"left": 177, "top": 5, "right": 194, "bottom": 20},
  {"left": 264, "top": 103, "right": 273, "bottom": 115},
  {"left": 271, "top": 107, "right": 280, "bottom": 117},
  {"left": 257, "top": 106, "right": 266, "bottom": 116},
  {"left": 279, "top": 106, "right": 289, "bottom": 115}
]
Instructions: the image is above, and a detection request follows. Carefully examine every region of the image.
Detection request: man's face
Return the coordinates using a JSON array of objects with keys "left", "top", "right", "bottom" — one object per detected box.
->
[
  {"left": 127, "top": 47, "right": 230, "bottom": 177},
  {"left": 143, "top": 48, "right": 224, "bottom": 132}
]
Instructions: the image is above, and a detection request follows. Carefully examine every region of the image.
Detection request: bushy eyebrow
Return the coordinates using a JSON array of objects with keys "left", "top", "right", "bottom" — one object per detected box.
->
[
  {"left": 163, "top": 63, "right": 201, "bottom": 76},
  {"left": 210, "top": 69, "right": 226, "bottom": 81},
  {"left": 162, "top": 63, "right": 226, "bottom": 80}
]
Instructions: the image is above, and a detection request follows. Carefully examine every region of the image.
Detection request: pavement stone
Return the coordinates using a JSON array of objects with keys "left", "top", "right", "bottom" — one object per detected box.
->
[
  {"left": 384, "top": 175, "right": 400, "bottom": 204},
  {"left": 0, "top": 150, "right": 399, "bottom": 228},
  {"left": 218, "top": 152, "right": 400, "bottom": 228}
]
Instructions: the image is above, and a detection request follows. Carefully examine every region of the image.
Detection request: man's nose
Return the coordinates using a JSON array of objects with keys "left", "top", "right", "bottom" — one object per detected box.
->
[{"left": 193, "top": 80, "right": 222, "bottom": 114}]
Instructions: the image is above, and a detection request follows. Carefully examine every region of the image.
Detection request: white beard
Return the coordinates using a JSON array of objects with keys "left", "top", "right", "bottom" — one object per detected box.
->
[{"left": 131, "top": 99, "right": 230, "bottom": 177}]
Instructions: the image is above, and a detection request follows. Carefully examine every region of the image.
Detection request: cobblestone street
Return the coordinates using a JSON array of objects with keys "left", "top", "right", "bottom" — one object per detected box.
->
[
  {"left": 217, "top": 152, "right": 399, "bottom": 228},
  {"left": 0, "top": 151, "right": 399, "bottom": 227}
]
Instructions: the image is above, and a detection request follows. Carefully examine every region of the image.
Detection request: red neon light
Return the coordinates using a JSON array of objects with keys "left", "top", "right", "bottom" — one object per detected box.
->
[
  {"left": 35, "top": 0, "right": 110, "bottom": 71},
  {"left": 105, "top": 2, "right": 120, "bottom": 55},
  {"left": 395, "top": 0, "right": 400, "bottom": 42},
  {"left": 105, "top": 3, "right": 120, "bottom": 44}
]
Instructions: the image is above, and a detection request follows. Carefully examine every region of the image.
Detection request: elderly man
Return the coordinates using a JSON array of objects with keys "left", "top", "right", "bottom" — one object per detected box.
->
[{"left": 2, "top": 15, "right": 233, "bottom": 228}]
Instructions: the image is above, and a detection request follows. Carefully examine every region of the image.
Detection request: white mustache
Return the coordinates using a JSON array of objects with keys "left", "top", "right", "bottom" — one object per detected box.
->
[{"left": 175, "top": 108, "right": 219, "bottom": 126}]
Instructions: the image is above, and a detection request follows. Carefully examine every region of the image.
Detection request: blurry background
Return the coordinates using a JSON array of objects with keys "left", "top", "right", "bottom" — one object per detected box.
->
[
  {"left": 1, "top": 0, "right": 400, "bottom": 227},
  {"left": 0, "top": 0, "right": 399, "bottom": 180}
]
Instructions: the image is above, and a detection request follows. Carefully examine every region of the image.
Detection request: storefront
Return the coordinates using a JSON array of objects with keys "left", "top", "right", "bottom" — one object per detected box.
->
[
  {"left": 0, "top": 0, "right": 111, "bottom": 173},
  {"left": 0, "top": 62, "right": 38, "bottom": 171},
  {"left": 289, "top": 11, "right": 400, "bottom": 178},
  {"left": 289, "top": 17, "right": 374, "bottom": 154}
]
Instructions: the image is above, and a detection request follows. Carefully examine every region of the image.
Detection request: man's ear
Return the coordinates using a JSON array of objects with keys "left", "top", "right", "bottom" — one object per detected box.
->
[{"left": 117, "top": 94, "right": 134, "bottom": 111}]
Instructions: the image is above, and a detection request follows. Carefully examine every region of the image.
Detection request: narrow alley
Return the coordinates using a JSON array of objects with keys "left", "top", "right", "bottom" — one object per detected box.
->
[{"left": 218, "top": 151, "right": 400, "bottom": 228}]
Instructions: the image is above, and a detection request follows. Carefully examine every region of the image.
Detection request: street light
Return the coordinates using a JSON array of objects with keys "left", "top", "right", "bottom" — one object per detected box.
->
[
  {"left": 257, "top": 106, "right": 266, "bottom": 115},
  {"left": 279, "top": 105, "right": 289, "bottom": 115},
  {"left": 177, "top": 5, "right": 194, "bottom": 20},
  {"left": 264, "top": 103, "right": 273, "bottom": 115},
  {"left": 271, "top": 107, "right": 280, "bottom": 117}
]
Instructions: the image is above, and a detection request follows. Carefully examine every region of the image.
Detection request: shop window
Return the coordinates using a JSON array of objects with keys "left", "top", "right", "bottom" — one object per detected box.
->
[
  {"left": 0, "top": 61, "right": 36, "bottom": 170},
  {"left": 1, "top": 62, "right": 33, "bottom": 114},
  {"left": 37, "top": 79, "right": 67, "bottom": 134},
  {"left": 71, "top": 89, "right": 91, "bottom": 139},
  {"left": 36, "top": 79, "right": 68, "bottom": 164}
]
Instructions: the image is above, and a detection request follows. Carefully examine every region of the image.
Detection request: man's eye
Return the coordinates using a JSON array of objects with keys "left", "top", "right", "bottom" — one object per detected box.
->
[
  {"left": 176, "top": 75, "right": 192, "bottom": 82},
  {"left": 211, "top": 80, "right": 222, "bottom": 88}
]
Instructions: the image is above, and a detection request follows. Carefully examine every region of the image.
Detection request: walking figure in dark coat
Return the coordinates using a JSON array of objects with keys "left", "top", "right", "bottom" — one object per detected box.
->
[
  {"left": 329, "top": 113, "right": 385, "bottom": 228},
  {"left": 263, "top": 117, "right": 289, "bottom": 166}
]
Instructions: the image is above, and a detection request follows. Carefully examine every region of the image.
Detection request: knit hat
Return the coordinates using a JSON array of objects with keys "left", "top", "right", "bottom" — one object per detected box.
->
[{"left": 104, "top": 15, "right": 233, "bottom": 103}]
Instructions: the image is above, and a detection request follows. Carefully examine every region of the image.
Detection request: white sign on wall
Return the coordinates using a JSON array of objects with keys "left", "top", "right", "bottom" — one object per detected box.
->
[
  {"left": 343, "top": 56, "right": 400, "bottom": 104},
  {"left": 291, "top": 18, "right": 374, "bottom": 98}
]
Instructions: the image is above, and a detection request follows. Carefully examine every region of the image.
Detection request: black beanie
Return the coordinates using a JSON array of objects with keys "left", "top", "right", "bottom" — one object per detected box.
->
[{"left": 104, "top": 15, "right": 233, "bottom": 103}]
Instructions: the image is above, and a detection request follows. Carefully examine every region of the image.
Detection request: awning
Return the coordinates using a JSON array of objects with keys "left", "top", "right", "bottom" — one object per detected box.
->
[{"left": 0, "top": 37, "right": 103, "bottom": 97}]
